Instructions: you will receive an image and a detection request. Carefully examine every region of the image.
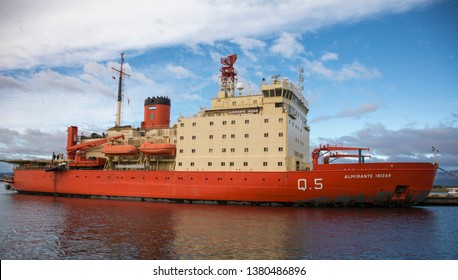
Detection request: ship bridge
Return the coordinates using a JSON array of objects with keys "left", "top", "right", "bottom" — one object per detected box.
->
[
  {"left": 261, "top": 76, "right": 309, "bottom": 132},
  {"left": 261, "top": 76, "right": 308, "bottom": 114}
]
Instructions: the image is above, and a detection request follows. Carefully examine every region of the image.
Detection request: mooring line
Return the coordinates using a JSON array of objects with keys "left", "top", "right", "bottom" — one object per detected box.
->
[{"left": 438, "top": 166, "right": 458, "bottom": 179}]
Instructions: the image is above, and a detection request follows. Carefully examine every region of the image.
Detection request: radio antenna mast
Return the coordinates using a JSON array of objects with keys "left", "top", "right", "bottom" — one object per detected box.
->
[
  {"left": 112, "top": 51, "right": 131, "bottom": 127},
  {"left": 297, "top": 66, "right": 304, "bottom": 92}
]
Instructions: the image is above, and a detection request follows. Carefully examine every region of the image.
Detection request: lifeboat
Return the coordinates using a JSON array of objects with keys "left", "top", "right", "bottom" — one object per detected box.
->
[
  {"left": 140, "top": 142, "right": 176, "bottom": 156},
  {"left": 101, "top": 144, "right": 138, "bottom": 156}
]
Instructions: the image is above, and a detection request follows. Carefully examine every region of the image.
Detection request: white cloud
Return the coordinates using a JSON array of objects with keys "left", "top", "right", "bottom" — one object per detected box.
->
[
  {"left": 83, "top": 62, "right": 115, "bottom": 81},
  {"left": 231, "top": 37, "right": 266, "bottom": 50},
  {"left": 1, "top": 62, "right": 118, "bottom": 98},
  {"left": 312, "top": 103, "right": 379, "bottom": 122},
  {"left": 32, "top": 70, "right": 96, "bottom": 94},
  {"left": 180, "top": 92, "right": 203, "bottom": 101},
  {"left": 0, "top": 127, "right": 67, "bottom": 159},
  {"left": 339, "top": 62, "right": 381, "bottom": 80},
  {"left": 0, "top": 0, "right": 435, "bottom": 70},
  {"left": 321, "top": 52, "right": 339, "bottom": 61},
  {"left": 166, "top": 64, "right": 195, "bottom": 78},
  {"left": 231, "top": 37, "right": 266, "bottom": 61},
  {"left": 304, "top": 59, "right": 381, "bottom": 81},
  {"left": 270, "top": 32, "right": 305, "bottom": 59},
  {"left": 0, "top": 75, "right": 28, "bottom": 91},
  {"left": 0, "top": 61, "right": 163, "bottom": 132},
  {"left": 0, "top": 58, "right": 207, "bottom": 135}
]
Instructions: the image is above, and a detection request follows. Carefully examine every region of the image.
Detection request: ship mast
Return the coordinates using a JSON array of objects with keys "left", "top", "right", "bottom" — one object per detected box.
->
[
  {"left": 112, "top": 52, "right": 131, "bottom": 127},
  {"left": 296, "top": 66, "right": 307, "bottom": 103},
  {"left": 297, "top": 66, "right": 304, "bottom": 92}
]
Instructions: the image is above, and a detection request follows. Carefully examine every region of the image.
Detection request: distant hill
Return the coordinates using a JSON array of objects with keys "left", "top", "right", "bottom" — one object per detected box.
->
[
  {"left": 434, "top": 170, "right": 458, "bottom": 187},
  {"left": 0, "top": 172, "right": 13, "bottom": 179}
]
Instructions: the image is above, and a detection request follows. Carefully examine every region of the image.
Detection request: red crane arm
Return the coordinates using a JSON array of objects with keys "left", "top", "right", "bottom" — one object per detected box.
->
[
  {"left": 66, "top": 135, "right": 124, "bottom": 153},
  {"left": 312, "top": 144, "right": 370, "bottom": 165}
]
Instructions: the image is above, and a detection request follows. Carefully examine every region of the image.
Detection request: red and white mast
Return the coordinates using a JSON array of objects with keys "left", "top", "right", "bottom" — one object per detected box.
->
[
  {"left": 112, "top": 52, "right": 130, "bottom": 127},
  {"left": 220, "top": 54, "right": 237, "bottom": 97}
]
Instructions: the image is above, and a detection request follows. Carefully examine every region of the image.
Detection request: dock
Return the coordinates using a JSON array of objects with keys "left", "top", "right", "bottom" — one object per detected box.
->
[{"left": 420, "top": 187, "right": 458, "bottom": 206}]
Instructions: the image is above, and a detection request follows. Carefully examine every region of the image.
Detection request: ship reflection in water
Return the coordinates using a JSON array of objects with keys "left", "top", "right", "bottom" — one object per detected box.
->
[{"left": 0, "top": 187, "right": 456, "bottom": 260}]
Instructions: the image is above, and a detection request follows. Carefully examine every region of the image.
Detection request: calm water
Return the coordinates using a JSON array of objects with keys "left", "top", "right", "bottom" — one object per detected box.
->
[{"left": 0, "top": 183, "right": 457, "bottom": 260}]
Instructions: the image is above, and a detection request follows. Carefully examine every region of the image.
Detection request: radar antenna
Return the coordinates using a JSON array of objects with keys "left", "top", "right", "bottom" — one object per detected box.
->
[
  {"left": 220, "top": 54, "right": 238, "bottom": 97},
  {"left": 112, "top": 52, "right": 131, "bottom": 127}
]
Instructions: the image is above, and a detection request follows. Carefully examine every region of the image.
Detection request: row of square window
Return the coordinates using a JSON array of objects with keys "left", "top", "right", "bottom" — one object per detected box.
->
[
  {"left": 179, "top": 147, "right": 284, "bottom": 153},
  {"left": 181, "top": 118, "right": 284, "bottom": 127},
  {"left": 179, "top": 134, "right": 304, "bottom": 146},
  {"left": 177, "top": 162, "right": 284, "bottom": 167},
  {"left": 181, "top": 120, "right": 305, "bottom": 134},
  {"left": 180, "top": 132, "right": 283, "bottom": 140}
]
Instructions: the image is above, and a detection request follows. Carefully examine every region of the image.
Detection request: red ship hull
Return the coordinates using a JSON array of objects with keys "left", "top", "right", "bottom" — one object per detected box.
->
[{"left": 10, "top": 162, "right": 437, "bottom": 206}]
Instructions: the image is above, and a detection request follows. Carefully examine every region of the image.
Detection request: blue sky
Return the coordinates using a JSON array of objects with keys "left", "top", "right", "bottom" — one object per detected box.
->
[{"left": 0, "top": 0, "right": 457, "bottom": 173}]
